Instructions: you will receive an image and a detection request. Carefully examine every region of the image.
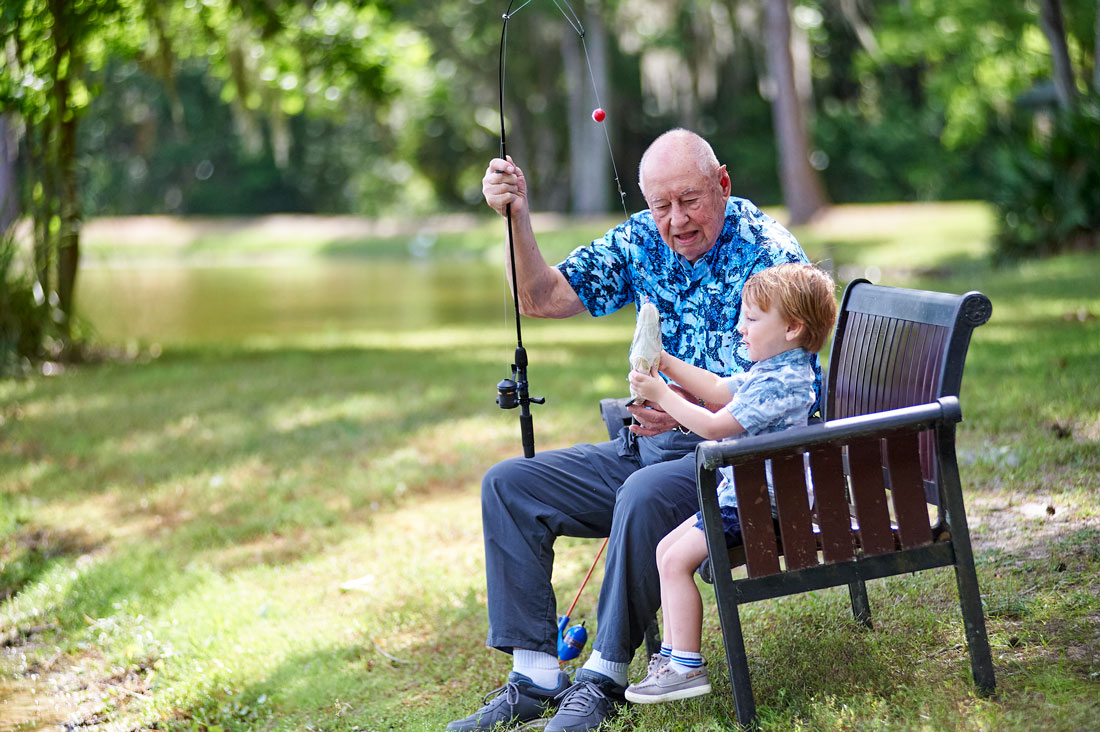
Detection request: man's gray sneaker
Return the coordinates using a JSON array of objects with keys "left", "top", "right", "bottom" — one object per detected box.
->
[
  {"left": 544, "top": 669, "right": 625, "bottom": 732},
  {"left": 624, "top": 663, "right": 711, "bottom": 704},
  {"left": 447, "top": 672, "right": 571, "bottom": 731}
]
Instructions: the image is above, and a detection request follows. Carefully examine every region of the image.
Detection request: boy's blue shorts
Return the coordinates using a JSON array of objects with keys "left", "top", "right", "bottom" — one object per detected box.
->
[{"left": 693, "top": 505, "right": 742, "bottom": 548}]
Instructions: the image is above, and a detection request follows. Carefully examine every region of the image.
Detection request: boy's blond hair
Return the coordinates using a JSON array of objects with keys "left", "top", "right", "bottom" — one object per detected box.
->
[{"left": 742, "top": 263, "right": 837, "bottom": 354}]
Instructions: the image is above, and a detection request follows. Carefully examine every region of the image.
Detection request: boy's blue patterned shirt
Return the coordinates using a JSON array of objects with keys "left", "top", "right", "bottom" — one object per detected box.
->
[
  {"left": 557, "top": 197, "right": 816, "bottom": 381},
  {"left": 716, "top": 347, "right": 817, "bottom": 509}
]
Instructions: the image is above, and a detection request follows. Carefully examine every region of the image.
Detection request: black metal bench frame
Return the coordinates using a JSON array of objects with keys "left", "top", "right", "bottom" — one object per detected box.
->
[{"left": 694, "top": 279, "right": 996, "bottom": 727}]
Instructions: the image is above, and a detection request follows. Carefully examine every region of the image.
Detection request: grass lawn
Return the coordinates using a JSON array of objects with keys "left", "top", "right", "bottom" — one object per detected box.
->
[{"left": 2, "top": 203, "right": 1099, "bottom": 731}]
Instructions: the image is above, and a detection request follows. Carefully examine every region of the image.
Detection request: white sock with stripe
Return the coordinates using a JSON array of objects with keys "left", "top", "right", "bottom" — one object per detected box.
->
[{"left": 668, "top": 650, "right": 703, "bottom": 675}]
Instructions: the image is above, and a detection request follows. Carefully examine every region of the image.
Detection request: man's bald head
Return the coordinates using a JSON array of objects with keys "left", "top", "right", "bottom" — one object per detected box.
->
[{"left": 638, "top": 129, "right": 721, "bottom": 198}]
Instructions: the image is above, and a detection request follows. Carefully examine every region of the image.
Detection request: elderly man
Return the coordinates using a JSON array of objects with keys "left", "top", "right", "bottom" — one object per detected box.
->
[{"left": 448, "top": 129, "right": 814, "bottom": 732}]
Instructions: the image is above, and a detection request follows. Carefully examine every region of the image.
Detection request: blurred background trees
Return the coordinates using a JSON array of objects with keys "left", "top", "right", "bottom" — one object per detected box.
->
[{"left": 1, "top": 0, "right": 1098, "bottom": 364}]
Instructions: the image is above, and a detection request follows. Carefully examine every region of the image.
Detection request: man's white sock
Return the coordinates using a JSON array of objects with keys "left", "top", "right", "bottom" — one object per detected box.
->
[
  {"left": 513, "top": 649, "right": 562, "bottom": 689},
  {"left": 580, "top": 650, "right": 629, "bottom": 688}
]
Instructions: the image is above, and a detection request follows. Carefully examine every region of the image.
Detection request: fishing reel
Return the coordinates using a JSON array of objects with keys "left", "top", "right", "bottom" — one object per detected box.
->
[
  {"left": 557, "top": 615, "right": 588, "bottom": 662},
  {"left": 496, "top": 346, "right": 545, "bottom": 458},
  {"left": 495, "top": 377, "right": 521, "bottom": 409}
]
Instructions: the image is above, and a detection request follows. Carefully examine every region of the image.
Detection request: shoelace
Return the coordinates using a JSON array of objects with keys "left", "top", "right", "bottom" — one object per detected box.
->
[
  {"left": 554, "top": 680, "right": 607, "bottom": 713},
  {"left": 480, "top": 681, "right": 522, "bottom": 709},
  {"left": 646, "top": 653, "right": 668, "bottom": 674}
]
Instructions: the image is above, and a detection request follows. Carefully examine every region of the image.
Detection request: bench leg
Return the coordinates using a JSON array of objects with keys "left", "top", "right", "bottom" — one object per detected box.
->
[
  {"left": 848, "top": 579, "right": 873, "bottom": 629},
  {"left": 953, "top": 556, "right": 996, "bottom": 695},
  {"left": 714, "top": 592, "right": 757, "bottom": 728},
  {"left": 698, "top": 465, "right": 757, "bottom": 728},
  {"left": 938, "top": 434, "right": 995, "bottom": 695}
]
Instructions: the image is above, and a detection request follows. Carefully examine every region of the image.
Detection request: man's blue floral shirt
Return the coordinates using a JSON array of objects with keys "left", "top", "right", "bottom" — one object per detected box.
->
[{"left": 557, "top": 197, "right": 821, "bottom": 392}]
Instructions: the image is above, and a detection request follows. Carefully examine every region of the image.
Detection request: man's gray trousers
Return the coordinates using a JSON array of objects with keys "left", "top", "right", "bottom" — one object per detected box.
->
[{"left": 481, "top": 427, "right": 704, "bottom": 664}]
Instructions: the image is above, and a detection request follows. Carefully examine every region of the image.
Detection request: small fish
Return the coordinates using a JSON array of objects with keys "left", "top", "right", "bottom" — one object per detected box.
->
[{"left": 628, "top": 302, "right": 662, "bottom": 404}]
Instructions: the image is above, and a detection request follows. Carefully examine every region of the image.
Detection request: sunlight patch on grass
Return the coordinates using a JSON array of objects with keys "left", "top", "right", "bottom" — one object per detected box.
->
[{"left": 267, "top": 393, "right": 398, "bottom": 434}]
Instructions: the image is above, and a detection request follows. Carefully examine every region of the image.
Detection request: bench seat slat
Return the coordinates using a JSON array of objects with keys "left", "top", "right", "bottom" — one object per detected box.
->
[
  {"left": 886, "top": 432, "right": 934, "bottom": 549},
  {"left": 733, "top": 461, "right": 781, "bottom": 577},
  {"left": 773, "top": 455, "right": 817, "bottom": 571},
  {"left": 847, "top": 438, "right": 895, "bottom": 556}
]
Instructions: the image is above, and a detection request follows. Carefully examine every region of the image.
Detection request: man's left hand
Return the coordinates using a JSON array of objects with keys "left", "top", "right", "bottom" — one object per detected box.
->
[{"left": 625, "top": 401, "right": 679, "bottom": 436}]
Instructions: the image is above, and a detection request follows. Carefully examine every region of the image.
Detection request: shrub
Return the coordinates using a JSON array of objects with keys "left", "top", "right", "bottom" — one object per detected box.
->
[{"left": 989, "top": 96, "right": 1100, "bottom": 261}]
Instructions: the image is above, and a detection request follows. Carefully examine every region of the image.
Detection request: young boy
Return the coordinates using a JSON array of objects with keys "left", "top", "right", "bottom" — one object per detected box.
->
[{"left": 623, "top": 262, "right": 837, "bottom": 704}]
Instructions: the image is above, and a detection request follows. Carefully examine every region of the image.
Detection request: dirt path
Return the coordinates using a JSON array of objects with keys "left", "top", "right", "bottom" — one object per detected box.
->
[{"left": 0, "top": 650, "right": 70, "bottom": 731}]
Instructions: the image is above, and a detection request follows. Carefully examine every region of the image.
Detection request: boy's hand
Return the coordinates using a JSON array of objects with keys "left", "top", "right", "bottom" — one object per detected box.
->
[{"left": 627, "top": 365, "right": 668, "bottom": 404}]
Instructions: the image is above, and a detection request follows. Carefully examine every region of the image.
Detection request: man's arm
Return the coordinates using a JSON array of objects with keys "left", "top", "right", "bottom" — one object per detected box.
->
[{"left": 482, "top": 157, "right": 586, "bottom": 319}]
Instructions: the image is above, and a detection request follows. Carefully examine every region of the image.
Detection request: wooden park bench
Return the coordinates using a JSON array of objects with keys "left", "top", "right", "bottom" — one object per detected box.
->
[{"left": 692, "top": 278, "right": 996, "bottom": 726}]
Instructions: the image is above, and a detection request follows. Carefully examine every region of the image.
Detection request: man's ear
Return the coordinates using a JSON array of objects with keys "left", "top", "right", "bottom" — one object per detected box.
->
[
  {"left": 717, "top": 164, "right": 731, "bottom": 196},
  {"left": 785, "top": 320, "right": 805, "bottom": 343}
]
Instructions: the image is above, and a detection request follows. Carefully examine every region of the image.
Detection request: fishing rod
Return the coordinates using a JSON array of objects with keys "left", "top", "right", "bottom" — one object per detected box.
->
[
  {"left": 493, "top": 0, "right": 628, "bottom": 459},
  {"left": 494, "top": 0, "right": 542, "bottom": 459}
]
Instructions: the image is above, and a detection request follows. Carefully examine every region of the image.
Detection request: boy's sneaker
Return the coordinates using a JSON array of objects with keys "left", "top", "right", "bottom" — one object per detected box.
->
[
  {"left": 447, "top": 671, "right": 571, "bottom": 731},
  {"left": 644, "top": 652, "right": 669, "bottom": 676},
  {"left": 624, "top": 663, "right": 711, "bottom": 704},
  {"left": 544, "top": 669, "right": 626, "bottom": 732}
]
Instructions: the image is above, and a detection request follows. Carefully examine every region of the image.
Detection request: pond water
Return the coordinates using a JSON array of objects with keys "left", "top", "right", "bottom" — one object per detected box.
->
[{"left": 75, "top": 259, "right": 514, "bottom": 346}]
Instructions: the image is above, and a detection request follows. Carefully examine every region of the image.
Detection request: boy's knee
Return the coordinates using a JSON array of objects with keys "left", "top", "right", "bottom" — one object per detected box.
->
[{"left": 658, "top": 537, "right": 703, "bottom": 578}]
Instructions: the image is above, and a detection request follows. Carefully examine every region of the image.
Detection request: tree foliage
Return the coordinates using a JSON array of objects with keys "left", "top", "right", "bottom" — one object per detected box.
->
[{"left": 0, "top": 0, "right": 430, "bottom": 361}]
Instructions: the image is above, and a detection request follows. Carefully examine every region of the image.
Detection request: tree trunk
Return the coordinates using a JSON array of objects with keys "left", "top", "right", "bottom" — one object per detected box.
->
[
  {"left": 28, "top": 118, "right": 54, "bottom": 291},
  {"left": 57, "top": 108, "right": 81, "bottom": 338},
  {"left": 51, "top": 0, "right": 81, "bottom": 340},
  {"left": 0, "top": 115, "right": 17, "bottom": 235},
  {"left": 1037, "top": 0, "right": 1077, "bottom": 109},
  {"left": 1094, "top": 0, "right": 1099, "bottom": 93},
  {"left": 562, "top": 2, "right": 611, "bottom": 214},
  {"left": 763, "top": 0, "right": 828, "bottom": 225}
]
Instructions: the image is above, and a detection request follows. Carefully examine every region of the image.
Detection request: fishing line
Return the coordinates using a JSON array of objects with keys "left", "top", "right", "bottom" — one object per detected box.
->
[
  {"left": 552, "top": 0, "right": 630, "bottom": 219},
  {"left": 500, "top": 0, "right": 630, "bottom": 222}
]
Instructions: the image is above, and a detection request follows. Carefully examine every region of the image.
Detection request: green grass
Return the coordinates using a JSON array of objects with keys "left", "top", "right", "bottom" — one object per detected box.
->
[{"left": 3, "top": 203, "right": 1099, "bottom": 731}]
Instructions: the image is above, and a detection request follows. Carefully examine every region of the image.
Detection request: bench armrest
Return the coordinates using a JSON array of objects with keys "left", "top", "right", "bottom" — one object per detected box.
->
[{"left": 696, "top": 396, "right": 962, "bottom": 471}]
